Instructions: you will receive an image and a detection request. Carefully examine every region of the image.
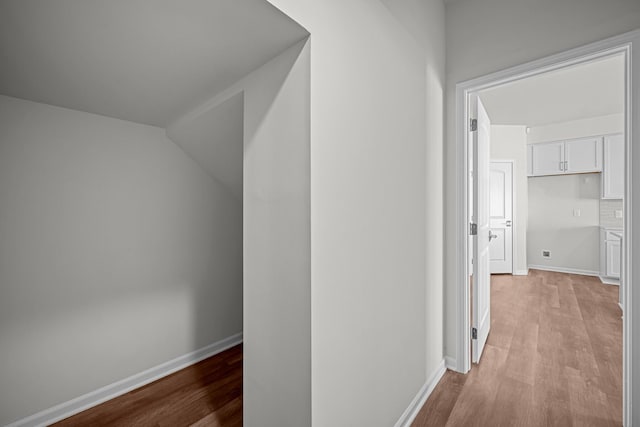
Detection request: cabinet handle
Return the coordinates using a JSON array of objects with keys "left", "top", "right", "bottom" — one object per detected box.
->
[
  {"left": 560, "top": 161, "right": 564, "bottom": 171},
  {"left": 564, "top": 161, "right": 568, "bottom": 171}
]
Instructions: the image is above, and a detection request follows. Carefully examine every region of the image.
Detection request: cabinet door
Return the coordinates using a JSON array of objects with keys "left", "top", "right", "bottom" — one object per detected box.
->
[
  {"left": 565, "top": 137, "right": 603, "bottom": 173},
  {"left": 602, "top": 134, "right": 624, "bottom": 199},
  {"left": 531, "top": 142, "right": 564, "bottom": 176},
  {"left": 606, "top": 239, "right": 621, "bottom": 278}
]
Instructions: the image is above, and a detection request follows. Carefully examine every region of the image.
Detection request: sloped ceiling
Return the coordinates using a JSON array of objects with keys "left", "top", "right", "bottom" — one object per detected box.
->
[
  {"left": 169, "top": 92, "right": 244, "bottom": 200},
  {"left": 479, "top": 54, "right": 624, "bottom": 126},
  {"left": 0, "top": 0, "right": 308, "bottom": 127}
]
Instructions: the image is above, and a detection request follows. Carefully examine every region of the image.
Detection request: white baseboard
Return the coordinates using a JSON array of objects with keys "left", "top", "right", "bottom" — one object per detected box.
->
[
  {"left": 599, "top": 276, "right": 620, "bottom": 285},
  {"left": 513, "top": 269, "right": 529, "bottom": 276},
  {"left": 444, "top": 356, "right": 457, "bottom": 371},
  {"left": 528, "top": 265, "right": 599, "bottom": 277},
  {"left": 7, "top": 333, "right": 243, "bottom": 427},
  {"left": 394, "top": 359, "right": 446, "bottom": 427}
]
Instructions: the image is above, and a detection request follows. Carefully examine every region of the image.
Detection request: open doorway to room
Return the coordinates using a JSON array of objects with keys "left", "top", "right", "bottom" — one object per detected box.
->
[
  {"left": 450, "top": 33, "right": 636, "bottom": 426},
  {"left": 474, "top": 53, "right": 625, "bottom": 423}
]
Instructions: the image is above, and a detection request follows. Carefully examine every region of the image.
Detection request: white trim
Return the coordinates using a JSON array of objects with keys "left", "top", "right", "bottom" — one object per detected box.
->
[
  {"left": 394, "top": 359, "right": 446, "bottom": 427},
  {"left": 6, "top": 333, "right": 243, "bottom": 427},
  {"left": 600, "top": 276, "right": 621, "bottom": 285},
  {"left": 444, "top": 356, "right": 457, "bottom": 370},
  {"left": 513, "top": 269, "right": 529, "bottom": 276},
  {"left": 454, "top": 29, "right": 638, "bottom": 425},
  {"left": 527, "top": 265, "right": 600, "bottom": 277}
]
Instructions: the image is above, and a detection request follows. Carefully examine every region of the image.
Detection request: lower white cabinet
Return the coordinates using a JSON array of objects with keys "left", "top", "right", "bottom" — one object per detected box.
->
[
  {"left": 606, "top": 239, "right": 621, "bottom": 278},
  {"left": 600, "top": 228, "right": 622, "bottom": 280}
]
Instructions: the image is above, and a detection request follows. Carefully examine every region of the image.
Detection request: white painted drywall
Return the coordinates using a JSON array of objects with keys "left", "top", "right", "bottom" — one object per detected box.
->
[
  {"left": 241, "top": 41, "right": 311, "bottom": 427},
  {"left": 443, "top": 0, "right": 640, "bottom": 375},
  {"left": 0, "top": 0, "right": 308, "bottom": 127},
  {"left": 170, "top": 39, "right": 312, "bottom": 427},
  {"left": 262, "top": 1, "right": 446, "bottom": 425},
  {"left": 168, "top": 92, "right": 244, "bottom": 200},
  {"left": 527, "top": 114, "right": 624, "bottom": 144},
  {"left": 0, "top": 95, "right": 242, "bottom": 426},
  {"left": 489, "top": 125, "right": 528, "bottom": 273},
  {"left": 527, "top": 173, "right": 601, "bottom": 273}
]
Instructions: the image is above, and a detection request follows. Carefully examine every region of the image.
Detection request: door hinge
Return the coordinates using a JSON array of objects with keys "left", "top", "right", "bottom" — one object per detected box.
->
[
  {"left": 470, "top": 118, "right": 478, "bottom": 132},
  {"left": 472, "top": 327, "right": 478, "bottom": 340},
  {"left": 470, "top": 223, "right": 477, "bottom": 235}
]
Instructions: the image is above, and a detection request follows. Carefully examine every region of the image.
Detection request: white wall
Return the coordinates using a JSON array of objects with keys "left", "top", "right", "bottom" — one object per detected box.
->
[
  {"left": 168, "top": 92, "right": 244, "bottom": 200},
  {"left": 169, "top": 39, "right": 312, "bottom": 427},
  {"left": 528, "top": 173, "right": 601, "bottom": 273},
  {"left": 527, "top": 113, "right": 624, "bottom": 144},
  {"left": 489, "top": 125, "right": 528, "bottom": 273},
  {"left": 524, "top": 114, "right": 625, "bottom": 274},
  {"left": 263, "top": 1, "right": 446, "bottom": 425},
  {"left": 444, "top": 2, "right": 640, "bottom": 422},
  {"left": 242, "top": 41, "right": 311, "bottom": 427},
  {"left": 0, "top": 95, "right": 242, "bottom": 426}
]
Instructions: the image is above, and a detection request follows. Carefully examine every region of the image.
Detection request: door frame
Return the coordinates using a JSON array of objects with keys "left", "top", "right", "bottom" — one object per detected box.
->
[
  {"left": 453, "top": 30, "right": 638, "bottom": 426},
  {"left": 489, "top": 159, "right": 516, "bottom": 275}
]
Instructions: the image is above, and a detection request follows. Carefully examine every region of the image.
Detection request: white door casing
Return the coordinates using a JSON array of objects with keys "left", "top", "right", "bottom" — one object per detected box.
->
[
  {"left": 489, "top": 162, "right": 513, "bottom": 274},
  {"left": 472, "top": 97, "right": 491, "bottom": 364}
]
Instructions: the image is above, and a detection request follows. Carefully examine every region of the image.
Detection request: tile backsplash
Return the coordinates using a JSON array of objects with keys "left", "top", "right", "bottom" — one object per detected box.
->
[{"left": 600, "top": 199, "right": 623, "bottom": 228}]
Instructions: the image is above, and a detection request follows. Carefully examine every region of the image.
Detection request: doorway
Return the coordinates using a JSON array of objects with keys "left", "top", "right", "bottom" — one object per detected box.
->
[
  {"left": 489, "top": 161, "right": 514, "bottom": 274},
  {"left": 453, "top": 31, "right": 638, "bottom": 426}
]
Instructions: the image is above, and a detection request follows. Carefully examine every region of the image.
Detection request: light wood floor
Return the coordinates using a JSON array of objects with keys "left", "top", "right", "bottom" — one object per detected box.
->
[
  {"left": 53, "top": 344, "right": 242, "bottom": 427},
  {"left": 413, "top": 270, "right": 622, "bottom": 427}
]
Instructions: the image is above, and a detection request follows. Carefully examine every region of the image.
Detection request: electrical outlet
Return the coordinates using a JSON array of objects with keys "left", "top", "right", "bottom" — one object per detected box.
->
[
  {"left": 573, "top": 208, "right": 581, "bottom": 217},
  {"left": 542, "top": 250, "right": 551, "bottom": 258}
]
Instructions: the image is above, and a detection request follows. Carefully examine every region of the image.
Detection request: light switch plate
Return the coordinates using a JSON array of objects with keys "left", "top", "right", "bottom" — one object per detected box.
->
[
  {"left": 615, "top": 210, "right": 623, "bottom": 219},
  {"left": 573, "top": 209, "right": 581, "bottom": 217}
]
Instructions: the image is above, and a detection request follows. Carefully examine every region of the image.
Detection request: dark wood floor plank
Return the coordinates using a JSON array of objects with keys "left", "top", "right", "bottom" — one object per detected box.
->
[
  {"left": 413, "top": 270, "right": 622, "bottom": 427},
  {"left": 53, "top": 344, "right": 242, "bottom": 427}
]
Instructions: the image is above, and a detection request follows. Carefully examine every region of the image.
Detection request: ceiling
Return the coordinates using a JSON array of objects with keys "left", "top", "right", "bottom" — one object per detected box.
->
[
  {"left": 0, "top": 0, "right": 308, "bottom": 127},
  {"left": 169, "top": 92, "right": 244, "bottom": 200},
  {"left": 479, "top": 54, "right": 624, "bottom": 127}
]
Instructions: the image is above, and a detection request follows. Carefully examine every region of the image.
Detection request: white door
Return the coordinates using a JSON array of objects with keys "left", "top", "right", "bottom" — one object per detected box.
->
[
  {"left": 531, "top": 142, "right": 564, "bottom": 175},
  {"left": 489, "top": 162, "right": 513, "bottom": 274},
  {"left": 565, "top": 137, "right": 603, "bottom": 173},
  {"left": 472, "top": 97, "right": 491, "bottom": 363}
]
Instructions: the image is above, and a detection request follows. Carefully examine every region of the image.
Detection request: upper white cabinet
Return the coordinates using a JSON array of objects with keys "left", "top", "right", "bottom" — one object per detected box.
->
[
  {"left": 530, "top": 141, "right": 564, "bottom": 176},
  {"left": 528, "top": 137, "right": 602, "bottom": 177},
  {"left": 602, "top": 134, "right": 624, "bottom": 199},
  {"left": 564, "top": 137, "right": 603, "bottom": 173}
]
